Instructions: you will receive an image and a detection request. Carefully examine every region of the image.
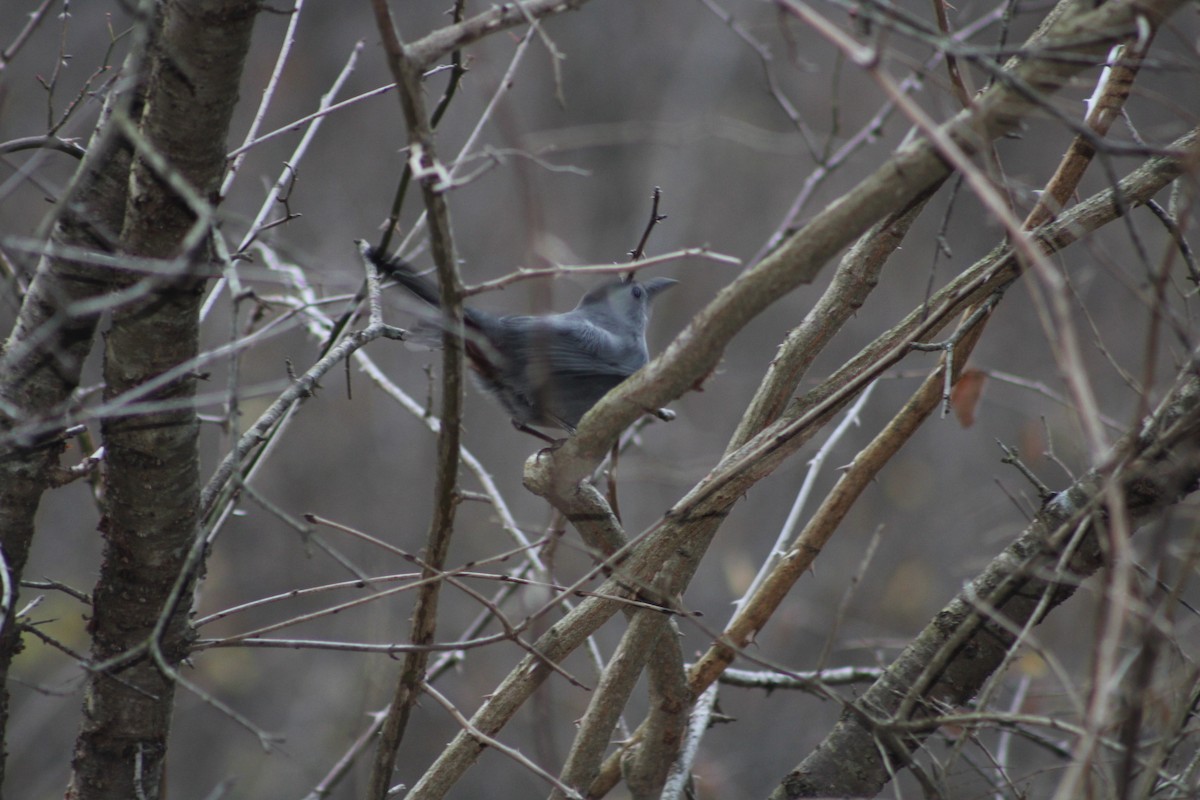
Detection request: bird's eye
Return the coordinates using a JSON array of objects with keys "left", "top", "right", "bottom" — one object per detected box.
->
[{"left": 631, "top": 285, "right": 644, "bottom": 299}]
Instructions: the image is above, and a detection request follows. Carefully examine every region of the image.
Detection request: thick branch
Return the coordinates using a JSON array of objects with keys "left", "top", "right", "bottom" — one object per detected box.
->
[
  {"left": 534, "top": 0, "right": 1186, "bottom": 491},
  {"left": 774, "top": 369, "right": 1200, "bottom": 798},
  {"left": 553, "top": 604, "right": 668, "bottom": 798},
  {"left": 684, "top": 125, "right": 1198, "bottom": 697},
  {"left": 572, "top": 115, "right": 1198, "bottom": 800}
]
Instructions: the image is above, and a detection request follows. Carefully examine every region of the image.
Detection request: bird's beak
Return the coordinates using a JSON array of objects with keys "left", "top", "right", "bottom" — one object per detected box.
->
[{"left": 643, "top": 277, "right": 678, "bottom": 300}]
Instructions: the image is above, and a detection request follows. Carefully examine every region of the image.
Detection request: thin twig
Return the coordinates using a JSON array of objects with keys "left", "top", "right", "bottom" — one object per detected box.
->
[
  {"left": 659, "top": 682, "right": 716, "bottom": 800},
  {"left": 464, "top": 248, "right": 739, "bottom": 297},
  {"left": 0, "top": 0, "right": 56, "bottom": 70},
  {"left": 421, "top": 680, "right": 584, "bottom": 799},
  {"left": 221, "top": 0, "right": 308, "bottom": 197},
  {"left": 365, "top": 2, "right": 466, "bottom": 794},
  {"left": 629, "top": 186, "right": 666, "bottom": 262},
  {"left": 996, "top": 439, "right": 1054, "bottom": 501},
  {"left": 910, "top": 293, "right": 1000, "bottom": 417}
]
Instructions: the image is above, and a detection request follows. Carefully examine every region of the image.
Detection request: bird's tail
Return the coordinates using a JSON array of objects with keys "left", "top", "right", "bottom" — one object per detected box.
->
[
  {"left": 365, "top": 246, "right": 442, "bottom": 307},
  {"left": 363, "top": 247, "right": 503, "bottom": 375}
]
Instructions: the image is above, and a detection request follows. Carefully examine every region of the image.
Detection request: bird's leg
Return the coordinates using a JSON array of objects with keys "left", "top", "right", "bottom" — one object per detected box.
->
[{"left": 511, "top": 419, "right": 563, "bottom": 446}]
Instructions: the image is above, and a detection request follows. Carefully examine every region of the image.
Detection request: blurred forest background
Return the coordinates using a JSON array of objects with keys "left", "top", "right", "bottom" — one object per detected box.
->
[{"left": 2, "top": 0, "right": 1200, "bottom": 798}]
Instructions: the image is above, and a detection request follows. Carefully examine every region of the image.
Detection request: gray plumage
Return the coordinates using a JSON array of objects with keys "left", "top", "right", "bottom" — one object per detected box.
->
[{"left": 368, "top": 248, "right": 676, "bottom": 436}]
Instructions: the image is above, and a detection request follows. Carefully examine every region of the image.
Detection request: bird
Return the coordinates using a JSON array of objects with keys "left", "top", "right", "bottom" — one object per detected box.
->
[{"left": 366, "top": 247, "right": 677, "bottom": 442}]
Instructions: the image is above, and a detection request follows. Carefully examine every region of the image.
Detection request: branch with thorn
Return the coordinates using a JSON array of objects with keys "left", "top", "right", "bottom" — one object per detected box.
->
[{"left": 910, "top": 292, "right": 1001, "bottom": 417}]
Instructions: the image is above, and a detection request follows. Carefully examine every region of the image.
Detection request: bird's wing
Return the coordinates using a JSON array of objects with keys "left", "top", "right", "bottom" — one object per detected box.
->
[{"left": 501, "top": 316, "right": 637, "bottom": 377}]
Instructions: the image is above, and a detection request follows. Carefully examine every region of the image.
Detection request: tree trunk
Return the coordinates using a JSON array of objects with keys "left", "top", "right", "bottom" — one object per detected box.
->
[{"left": 63, "top": 2, "right": 258, "bottom": 798}]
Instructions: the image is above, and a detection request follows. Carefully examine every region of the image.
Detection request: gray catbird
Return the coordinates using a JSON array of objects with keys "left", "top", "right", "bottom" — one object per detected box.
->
[{"left": 367, "top": 248, "right": 676, "bottom": 441}]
